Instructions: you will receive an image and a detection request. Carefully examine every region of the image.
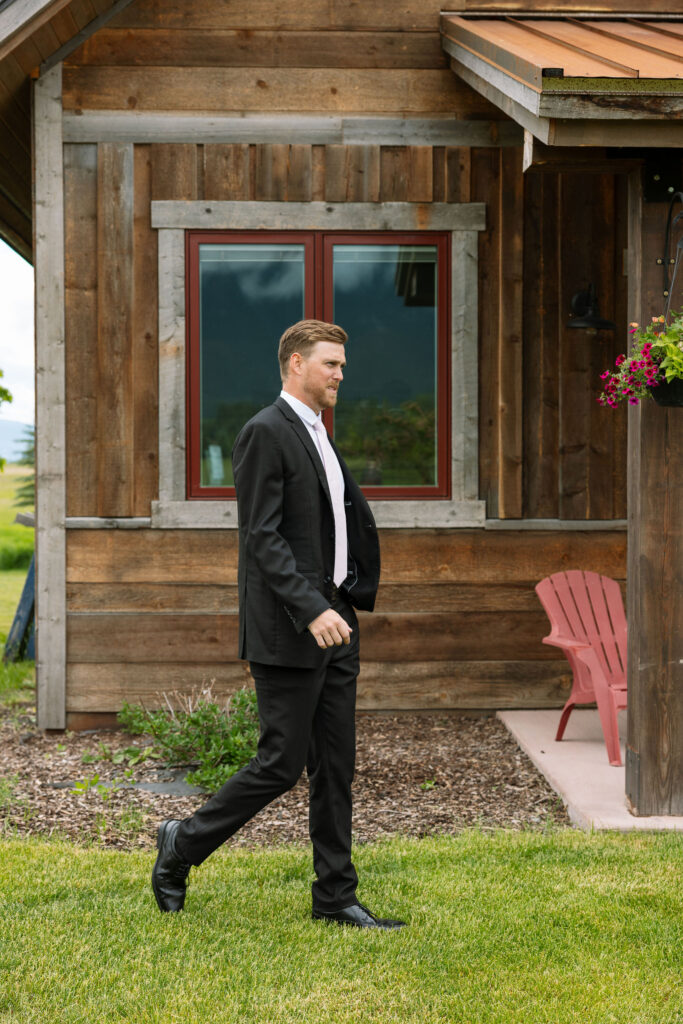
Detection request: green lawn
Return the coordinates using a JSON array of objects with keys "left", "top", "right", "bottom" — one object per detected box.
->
[
  {"left": 0, "top": 464, "right": 33, "bottom": 575},
  {"left": 0, "top": 830, "right": 681, "bottom": 1023}
]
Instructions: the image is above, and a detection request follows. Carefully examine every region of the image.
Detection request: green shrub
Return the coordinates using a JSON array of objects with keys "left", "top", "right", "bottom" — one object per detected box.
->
[
  {"left": 0, "top": 528, "right": 33, "bottom": 570},
  {"left": 117, "top": 685, "right": 259, "bottom": 793}
]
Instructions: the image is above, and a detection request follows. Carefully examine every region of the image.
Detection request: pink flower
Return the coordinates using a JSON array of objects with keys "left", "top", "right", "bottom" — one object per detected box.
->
[{"left": 615, "top": 354, "right": 626, "bottom": 367}]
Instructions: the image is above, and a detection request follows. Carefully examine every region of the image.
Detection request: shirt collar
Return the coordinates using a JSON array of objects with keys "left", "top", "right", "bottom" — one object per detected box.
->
[{"left": 279, "top": 389, "right": 322, "bottom": 428}]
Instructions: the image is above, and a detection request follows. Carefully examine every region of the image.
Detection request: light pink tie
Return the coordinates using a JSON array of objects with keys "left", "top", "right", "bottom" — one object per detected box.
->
[{"left": 312, "top": 419, "right": 348, "bottom": 587}]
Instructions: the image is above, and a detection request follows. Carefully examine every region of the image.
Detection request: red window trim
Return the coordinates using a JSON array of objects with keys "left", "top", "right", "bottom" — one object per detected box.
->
[{"left": 186, "top": 229, "right": 451, "bottom": 500}]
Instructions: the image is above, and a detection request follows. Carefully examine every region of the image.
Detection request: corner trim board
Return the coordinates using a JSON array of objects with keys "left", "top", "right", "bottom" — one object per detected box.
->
[{"left": 34, "top": 63, "right": 66, "bottom": 730}]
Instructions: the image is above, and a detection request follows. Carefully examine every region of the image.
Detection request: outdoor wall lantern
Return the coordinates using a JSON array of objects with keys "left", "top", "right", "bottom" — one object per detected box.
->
[{"left": 567, "top": 284, "right": 616, "bottom": 335}]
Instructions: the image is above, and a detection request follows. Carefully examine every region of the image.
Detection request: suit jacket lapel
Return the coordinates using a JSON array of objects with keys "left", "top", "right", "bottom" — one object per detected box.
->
[{"left": 274, "top": 397, "right": 333, "bottom": 508}]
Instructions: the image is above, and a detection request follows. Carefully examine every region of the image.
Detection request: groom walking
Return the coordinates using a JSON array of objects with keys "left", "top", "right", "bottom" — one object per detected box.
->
[{"left": 152, "top": 319, "right": 405, "bottom": 930}]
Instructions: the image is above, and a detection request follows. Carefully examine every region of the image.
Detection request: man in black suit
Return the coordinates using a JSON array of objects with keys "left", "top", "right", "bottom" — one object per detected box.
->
[{"left": 152, "top": 319, "right": 405, "bottom": 930}]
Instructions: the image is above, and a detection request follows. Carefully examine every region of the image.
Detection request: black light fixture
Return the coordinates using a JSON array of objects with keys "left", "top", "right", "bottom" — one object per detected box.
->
[{"left": 567, "top": 283, "right": 616, "bottom": 335}]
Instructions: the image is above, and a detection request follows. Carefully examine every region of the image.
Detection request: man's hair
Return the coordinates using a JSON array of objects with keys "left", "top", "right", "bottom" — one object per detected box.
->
[{"left": 278, "top": 319, "right": 347, "bottom": 380}]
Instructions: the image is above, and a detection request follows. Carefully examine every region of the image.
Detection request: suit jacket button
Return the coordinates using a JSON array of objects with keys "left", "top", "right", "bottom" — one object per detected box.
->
[{"left": 323, "top": 575, "right": 332, "bottom": 584}]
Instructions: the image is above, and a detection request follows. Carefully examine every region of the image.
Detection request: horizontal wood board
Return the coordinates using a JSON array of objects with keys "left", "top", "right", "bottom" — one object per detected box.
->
[
  {"left": 61, "top": 66, "right": 497, "bottom": 116},
  {"left": 66, "top": 660, "right": 572, "bottom": 712},
  {"left": 65, "top": 526, "right": 625, "bottom": 710}
]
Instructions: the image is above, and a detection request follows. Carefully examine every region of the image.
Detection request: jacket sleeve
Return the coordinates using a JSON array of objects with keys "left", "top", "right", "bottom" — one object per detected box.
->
[{"left": 233, "top": 418, "right": 329, "bottom": 632}]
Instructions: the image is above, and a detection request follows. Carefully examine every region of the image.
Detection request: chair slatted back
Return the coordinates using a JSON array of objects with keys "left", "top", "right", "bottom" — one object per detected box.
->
[{"left": 535, "top": 571, "right": 627, "bottom": 686}]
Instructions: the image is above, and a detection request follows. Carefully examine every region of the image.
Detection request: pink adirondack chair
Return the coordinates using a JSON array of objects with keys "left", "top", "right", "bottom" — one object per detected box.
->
[{"left": 535, "top": 571, "right": 627, "bottom": 766}]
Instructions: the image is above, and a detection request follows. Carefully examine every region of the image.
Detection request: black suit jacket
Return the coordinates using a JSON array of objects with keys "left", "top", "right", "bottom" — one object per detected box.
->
[{"left": 232, "top": 397, "right": 380, "bottom": 667}]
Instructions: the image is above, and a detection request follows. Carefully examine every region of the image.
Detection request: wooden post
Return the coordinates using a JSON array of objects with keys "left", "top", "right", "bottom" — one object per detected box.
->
[
  {"left": 625, "top": 167, "right": 683, "bottom": 815},
  {"left": 33, "top": 63, "right": 66, "bottom": 730}
]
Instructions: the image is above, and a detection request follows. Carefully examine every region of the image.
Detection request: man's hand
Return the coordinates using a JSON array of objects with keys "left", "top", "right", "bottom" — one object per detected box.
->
[{"left": 308, "top": 609, "right": 352, "bottom": 649}]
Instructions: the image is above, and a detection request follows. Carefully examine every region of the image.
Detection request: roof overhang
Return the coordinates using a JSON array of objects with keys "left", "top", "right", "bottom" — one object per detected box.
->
[{"left": 442, "top": 13, "right": 683, "bottom": 146}]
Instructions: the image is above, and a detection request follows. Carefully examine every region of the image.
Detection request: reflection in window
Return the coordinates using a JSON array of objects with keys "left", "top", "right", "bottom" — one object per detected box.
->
[
  {"left": 332, "top": 245, "right": 438, "bottom": 488},
  {"left": 198, "top": 244, "right": 305, "bottom": 487}
]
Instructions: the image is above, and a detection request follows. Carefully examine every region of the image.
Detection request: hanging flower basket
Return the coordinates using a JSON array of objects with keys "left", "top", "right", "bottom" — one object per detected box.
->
[
  {"left": 598, "top": 313, "right": 683, "bottom": 408},
  {"left": 649, "top": 376, "right": 683, "bottom": 407}
]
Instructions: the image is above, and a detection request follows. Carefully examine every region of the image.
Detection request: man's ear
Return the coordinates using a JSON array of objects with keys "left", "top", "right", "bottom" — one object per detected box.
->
[{"left": 289, "top": 352, "right": 303, "bottom": 377}]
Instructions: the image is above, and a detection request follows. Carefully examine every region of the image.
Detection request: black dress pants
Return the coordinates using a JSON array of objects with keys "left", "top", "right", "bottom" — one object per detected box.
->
[{"left": 174, "top": 599, "right": 360, "bottom": 912}]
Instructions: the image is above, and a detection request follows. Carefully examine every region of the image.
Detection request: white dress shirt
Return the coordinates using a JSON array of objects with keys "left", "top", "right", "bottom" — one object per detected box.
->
[{"left": 279, "top": 390, "right": 348, "bottom": 586}]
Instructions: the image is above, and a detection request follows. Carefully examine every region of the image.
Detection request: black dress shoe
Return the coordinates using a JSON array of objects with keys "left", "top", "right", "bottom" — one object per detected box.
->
[
  {"left": 151, "top": 819, "right": 191, "bottom": 913},
  {"left": 312, "top": 902, "right": 406, "bottom": 930}
]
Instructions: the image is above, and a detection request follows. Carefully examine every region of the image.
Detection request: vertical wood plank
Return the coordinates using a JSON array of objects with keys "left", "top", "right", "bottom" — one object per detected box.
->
[
  {"left": 325, "top": 145, "right": 380, "bottom": 201},
  {"left": 150, "top": 143, "right": 198, "bottom": 200},
  {"left": 132, "top": 144, "right": 159, "bottom": 514},
  {"left": 64, "top": 143, "right": 98, "bottom": 517},
  {"left": 558, "top": 172, "right": 591, "bottom": 519},
  {"left": 627, "top": 398, "right": 683, "bottom": 814},
  {"left": 97, "top": 142, "right": 134, "bottom": 516},
  {"left": 255, "top": 143, "right": 286, "bottom": 200},
  {"left": 471, "top": 147, "right": 501, "bottom": 517},
  {"left": 497, "top": 146, "right": 523, "bottom": 518},
  {"left": 587, "top": 174, "right": 617, "bottom": 520},
  {"left": 34, "top": 64, "right": 66, "bottom": 729},
  {"left": 254, "top": 144, "right": 312, "bottom": 200},
  {"left": 445, "top": 146, "right": 471, "bottom": 203},
  {"left": 204, "top": 143, "right": 250, "bottom": 200},
  {"left": 522, "top": 171, "right": 559, "bottom": 518},
  {"left": 611, "top": 174, "right": 629, "bottom": 520},
  {"left": 311, "top": 143, "right": 325, "bottom": 201},
  {"left": 286, "top": 144, "right": 313, "bottom": 201},
  {"left": 379, "top": 146, "right": 432, "bottom": 202}
]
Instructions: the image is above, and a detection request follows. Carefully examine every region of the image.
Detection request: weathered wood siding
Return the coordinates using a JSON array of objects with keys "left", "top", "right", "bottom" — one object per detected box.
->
[
  {"left": 65, "top": 528, "right": 626, "bottom": 716},
  {"left": 59, "top": 0, "right": 629, "bottom": 722},
  {"left": 64, "top": 139, "right": 629, "bottom": 520}
]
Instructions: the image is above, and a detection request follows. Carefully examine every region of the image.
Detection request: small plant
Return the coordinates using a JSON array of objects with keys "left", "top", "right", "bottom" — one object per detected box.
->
[
  {"left": 420, "top": 779, "right": 437, "bottom": 792},
  {"left": 598, "top": 312, "right": 683, "bottom": 407},
  {"left": 117, "top": 684, "right": 259, "bottom": 793},
  {"left": 71, "top": 774, "right": 121, "bottom": 803}
]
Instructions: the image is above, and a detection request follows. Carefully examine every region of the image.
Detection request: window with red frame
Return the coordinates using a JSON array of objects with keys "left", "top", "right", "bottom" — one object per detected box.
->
[{"left": 186, "top": 231, "right": 450, "bottom": 499}]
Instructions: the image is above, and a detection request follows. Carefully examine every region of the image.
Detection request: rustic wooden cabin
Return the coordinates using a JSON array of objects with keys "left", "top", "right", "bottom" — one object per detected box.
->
[{"left": 0, "top": 0, "right": 680, "bottom": 811}]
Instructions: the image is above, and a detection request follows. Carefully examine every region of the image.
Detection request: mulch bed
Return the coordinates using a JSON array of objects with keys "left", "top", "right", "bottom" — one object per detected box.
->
[{"left": 0, "top": 698, "right": 571, "bottom": 851}]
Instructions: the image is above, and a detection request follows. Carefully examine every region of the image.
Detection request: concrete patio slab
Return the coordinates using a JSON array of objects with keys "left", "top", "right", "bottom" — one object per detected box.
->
[{"left": 497, "top": 708, "right": 683, "bottom": 832}]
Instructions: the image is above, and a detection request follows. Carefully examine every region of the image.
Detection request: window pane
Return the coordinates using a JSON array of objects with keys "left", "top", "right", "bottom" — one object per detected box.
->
[
  {"left": 332, "top": 244, "right": 439, "bottom": 488},
  {"left": 198, "top": 244, "right": 305, "bottom": 487}
]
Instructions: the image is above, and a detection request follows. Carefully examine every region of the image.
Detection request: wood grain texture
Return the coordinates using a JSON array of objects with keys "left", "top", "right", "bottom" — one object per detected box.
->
[
  {"left": 66, "top": 581, "right": 549, "bottom": 615},
  {"left": 150, "top": 142, "right": 198, "bottom": 200},
  {"left": 254, "top": 144, "right": 312, "bottom": 202},
  {"left": 96, "top": 141, "right": 134, "bottom": 516},
  {"left": 66, "top": 660, "right": 571, "bottom": 712},
  {"left": 324, "top": 145, "right": 380, "bottom": 202},
  {"left": 497, "top": 146, "right": 524, "bottom": 518},
  {"left": 472, "top": 147, "right": 500, "bottom": 518},
  {"left": 132, "top": 143, "right": 159, "bottom": 513},
  {"left": 66, "top": 528, "right": 626, "bottom": 585},
  {"left": 626, "top": 172, "right": 683, "bottom": 815},
  {"left": 61, "top": 66, "right": 496, "bottom": 116},
  {"left": 70, "top": 28, "right": 448, "bottom": 68},
  {"left": 203, "top": 143, "right": 251, "bottom": 200},
  {"left": 522, "top": 171, "right": 559, "bottom": 519},
  {"left": 109, "top": 0, "right": 443, "bottom": 31},
  {"left": 66, "top": 608, "right": 560, "bottom": 663},
  {"left": 462, "top": 0, "right": 668, "bottom": 10},
  {"left": 379, "top": 146, "right": 433, "bottom": 202},
  {"left": 34, "top": 64, "right": 66, "bottom": 730},
  {"left": 65, "top": 142, "right": 98, "bottom": 516}
]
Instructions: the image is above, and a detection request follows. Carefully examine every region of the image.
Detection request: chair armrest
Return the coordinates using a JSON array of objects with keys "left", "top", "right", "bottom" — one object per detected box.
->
[{"left": 542, "top": 635, "right": 591, "bottom": 651}]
